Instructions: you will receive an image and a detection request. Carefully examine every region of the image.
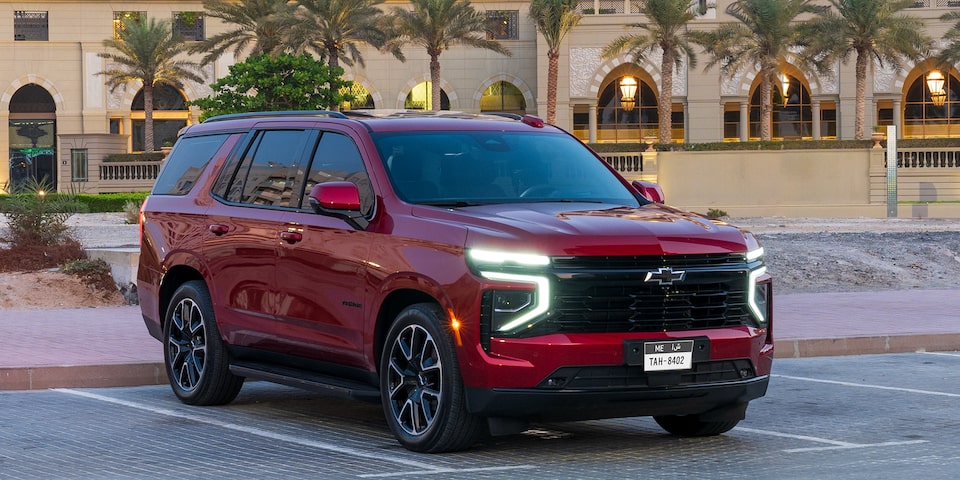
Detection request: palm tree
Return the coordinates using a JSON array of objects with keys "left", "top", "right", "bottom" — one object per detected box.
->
[
  {"left": 188, "top": 0, "right": 293, "bottom": 66},
  {"left": 283, "top": 0, "right": 402, "bottom": 69},
  {"left": 804, "top": 0, "right": 928, "bottom": 140},
  {"left": 695, "top": 0, "right": 824, "bottom": 141},
  {"left": 386, "top": 0, "right": 511, "bottom": 111},
  {"left": 99, "top": 17, "right": 203, "bottom": 152},
  {"left": 602, "top": 0, "right": 699, "bottom": 143},
  {"left": 529, "top": 0, "right": 581, "bottom": 125},
  {"left": 936, "top": 11, "right": 960, "bottom": 72}
]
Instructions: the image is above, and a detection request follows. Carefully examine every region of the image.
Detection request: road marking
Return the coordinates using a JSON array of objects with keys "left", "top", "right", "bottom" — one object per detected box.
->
[
  {"left": 55, "top": 388, "right": 533, "bottom": 474},
  {"left": 736, "top": 427, "right": 928, "bottom": 453},
  {"left": 919, "top": 351, "right": 960, "bottom": 358},
  {"left": 358, "top": 465, "right": 537, "bottom": 478},
  {"left": 772, "top": 374, "right": 960, "bottom": 397}
]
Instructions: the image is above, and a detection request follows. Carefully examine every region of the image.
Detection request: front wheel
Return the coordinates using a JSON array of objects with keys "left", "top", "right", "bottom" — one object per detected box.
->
[
  {"left": 654, "top": 415, "right": 740, "bottom": 437},
  {"left": 380, "top": 303, "right": 485, "bottom": 453},
  {"left": 163, "top": 280, "right": 243, "bottom": 406}
]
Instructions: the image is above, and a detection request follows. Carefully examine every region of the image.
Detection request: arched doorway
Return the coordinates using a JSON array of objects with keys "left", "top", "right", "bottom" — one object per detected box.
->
[
  {"left": 749, "top": 73, "right": 812, "bottom": 139},
  {"left": 405, "top": 82, "right": 449, "bottom": 110},
  {"left": 480, "top": 81, "right": 525, "bottom": 115},
  {"left": 596, "top": 73, "right": 659, "bottom": 143},
  {"left": 903, "top": 69, "right": 960, "bottom": 138},
  {"left": 131, "top": 84, "right": 188, "bottom": 151},
  {"left": 8, "top": 84, "right": 56, "bottom": 192},
  {"left": 340, "top": 83, "right": 375, "bottom": 110}
]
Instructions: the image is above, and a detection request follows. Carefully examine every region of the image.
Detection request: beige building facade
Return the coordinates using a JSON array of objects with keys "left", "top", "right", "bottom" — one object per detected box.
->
[{"left": 1, "top": 0, "right": 958, "bottom": 193}]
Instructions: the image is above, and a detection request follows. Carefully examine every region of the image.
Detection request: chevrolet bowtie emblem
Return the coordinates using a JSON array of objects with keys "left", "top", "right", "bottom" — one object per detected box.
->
[{"left": 644, "top": 267, "right": 686, "bottom": 285}]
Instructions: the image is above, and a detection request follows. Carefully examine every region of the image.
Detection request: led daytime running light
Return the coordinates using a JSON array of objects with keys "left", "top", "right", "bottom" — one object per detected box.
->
[
  {"left": 469, "top": 249, "right": 550, "bottom": 266},
  {"left": 479, "top": 271, "right": 550, "bottom": 332},
  {"left": 746, "top": 247, "right": 764, "bottom": 262},
  {"left": 747, "top": 266, "right": 768, "bottom": 323}
]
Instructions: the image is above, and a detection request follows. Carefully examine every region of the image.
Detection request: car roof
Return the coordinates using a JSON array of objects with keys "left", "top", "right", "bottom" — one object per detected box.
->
[{"left": 180, "top": 110, "right": 555, "bottom": 136}]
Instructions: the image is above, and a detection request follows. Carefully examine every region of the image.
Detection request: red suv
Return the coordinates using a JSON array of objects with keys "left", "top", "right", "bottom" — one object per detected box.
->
[{"left": 138, "top": 110, "right": 773, "bottom": 453}]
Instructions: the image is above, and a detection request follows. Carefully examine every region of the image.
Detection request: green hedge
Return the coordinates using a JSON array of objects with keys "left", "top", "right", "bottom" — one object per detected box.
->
[{"left": 0, "top": 192, "right": 149, "bottom": 213}]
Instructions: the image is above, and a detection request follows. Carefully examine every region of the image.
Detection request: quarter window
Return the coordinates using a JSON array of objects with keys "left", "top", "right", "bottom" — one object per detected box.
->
[{"left": 153, "top": 134, "right": 230, "bottom": 195}]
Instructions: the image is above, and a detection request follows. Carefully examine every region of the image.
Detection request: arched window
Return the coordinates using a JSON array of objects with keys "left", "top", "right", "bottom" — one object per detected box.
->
[
  {"left": 480, "top": 81, "right": 525, "bottom": 114},
  {"left": 131, "top": 84, "right": 188, "bottom": 151},
  {"left": 9, "top": 84, "right": 57, "bottom": 192},
  {"left": 596, "top": 76, "right": 659, "bottom": 143},
  {"left": 340, "top": 83, "right": 375, "bottom": 110},
  {"left": 405, "top": 81, "right": 449, "bottom": 110},
  {"left": 749, "top": 74, "right": 812, "bottom": 139},
  {"left": 903, "top": 70, "right": 960, "bottom": 138}
]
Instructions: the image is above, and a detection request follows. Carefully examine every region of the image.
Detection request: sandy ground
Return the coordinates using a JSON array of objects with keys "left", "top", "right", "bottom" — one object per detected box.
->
[{"left": 1, "top": 213, "right": 958, "bottom": 309}]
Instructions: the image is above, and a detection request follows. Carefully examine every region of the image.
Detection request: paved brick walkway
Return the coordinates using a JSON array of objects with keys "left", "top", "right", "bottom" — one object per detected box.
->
[{"left": 3, "top": 290, "right": 959, "bottom": 390}]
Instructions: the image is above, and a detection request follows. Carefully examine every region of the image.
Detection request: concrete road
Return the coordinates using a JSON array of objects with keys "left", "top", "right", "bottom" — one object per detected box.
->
[{"left": 1, "top": 352, "right": 958, "bottom": 479}]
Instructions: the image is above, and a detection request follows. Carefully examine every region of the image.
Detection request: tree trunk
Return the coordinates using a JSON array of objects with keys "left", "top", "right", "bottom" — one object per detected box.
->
[
  {"left": 329, "top": 46, "right": 341, "bottom": 111},
  {"left": 659, "top": 47, "right": 674, "bottom": 144},
  {"left": 429, "top": 51, "right": 441, "bottom": 111},
  {"left": 854, "top": 48, "right": 867, "bottom": 140},
  {"left": 144, "top": 82, "right": 155, "bottom": 153},
  {"left": 547, "top": 50, "right": 559, "bottom": 124},
  {"left": 760, "top": 74, "right": 772, "bottom": 141}
]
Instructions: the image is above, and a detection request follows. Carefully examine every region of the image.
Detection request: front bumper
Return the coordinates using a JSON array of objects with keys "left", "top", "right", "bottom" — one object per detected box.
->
[{"left": 464, "top": 374, "right": 769, "bottom": 422}]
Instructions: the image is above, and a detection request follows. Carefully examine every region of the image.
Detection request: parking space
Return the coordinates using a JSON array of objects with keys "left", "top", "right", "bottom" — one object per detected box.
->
[{"left": 2, "top": 352, "right": 958, "bottom": 478}]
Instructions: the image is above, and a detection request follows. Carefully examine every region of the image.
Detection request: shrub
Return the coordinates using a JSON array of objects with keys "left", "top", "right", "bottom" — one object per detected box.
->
[
  {"left": 0, "top": 179, "right": 87, "bottom": 247},
  {"left": 61, "top": 257, "right": 117, "bottom": 293},
  {"left": 122, "top": 199, "right": 143, "bottom": 224},
  {"left": 706, "top": 208, "right": 728, "bottom": 219}
]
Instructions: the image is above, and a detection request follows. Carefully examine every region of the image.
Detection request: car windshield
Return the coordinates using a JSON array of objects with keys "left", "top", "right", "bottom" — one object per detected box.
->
[{"left": 372, "top": 130, "right": 641, "bottom": 207}]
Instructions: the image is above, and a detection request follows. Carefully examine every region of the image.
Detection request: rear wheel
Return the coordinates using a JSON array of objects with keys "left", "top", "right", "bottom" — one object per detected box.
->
[
  {"left": 380, "top": 303, "right": 485, "bottom": 453},
  {"left": 654, "top": 415, "right": 740, "bottom": 437},
  {"left": 163, "top": 280, "right": 243, "bottom": 405}
]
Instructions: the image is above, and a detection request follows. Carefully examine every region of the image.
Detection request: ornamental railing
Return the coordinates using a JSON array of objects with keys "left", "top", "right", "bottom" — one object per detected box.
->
[{"left": 896, "top": 148, "right": 960, "bottom": 168}]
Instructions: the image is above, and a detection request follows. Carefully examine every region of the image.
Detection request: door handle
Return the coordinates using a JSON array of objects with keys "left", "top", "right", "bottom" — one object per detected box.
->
[
  {"left": 209, "top": 224, "right": 229, "bottom": 236},
  {"left": 280, "top": 231, "right": 303, "bottom": 244}
]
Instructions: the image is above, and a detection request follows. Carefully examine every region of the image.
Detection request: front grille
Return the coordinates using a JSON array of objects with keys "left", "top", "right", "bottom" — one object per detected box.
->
[
  {"left": 551, "top": 252, "right": 746, "bottom": 270},
  {"left": 551, "top": 272, "right": 750, "bottom": 333},
  {"left": 536, "top": 359, "right": 756, "bottom": 390}
]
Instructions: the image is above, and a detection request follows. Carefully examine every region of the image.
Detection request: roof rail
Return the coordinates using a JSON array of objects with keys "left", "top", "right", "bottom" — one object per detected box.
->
[{"left": 202, "top": 110, "right": 348, "bottom": 123}]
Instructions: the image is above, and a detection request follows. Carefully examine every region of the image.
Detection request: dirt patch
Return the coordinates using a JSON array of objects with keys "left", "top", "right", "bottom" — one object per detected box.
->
[{"left": 0, "top": 270, "right": 125, "bottom": 309}]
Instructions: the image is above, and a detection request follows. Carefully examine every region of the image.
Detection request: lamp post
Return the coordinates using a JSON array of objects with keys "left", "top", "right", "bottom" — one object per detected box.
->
[{"left": 927, "top": 70, "right": 946, "bottom": 107}]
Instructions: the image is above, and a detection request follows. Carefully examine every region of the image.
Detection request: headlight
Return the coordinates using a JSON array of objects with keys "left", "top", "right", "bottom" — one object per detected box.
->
[
  {"left": 748, "top": 266, "right": 769, "bottom": 324},
  {"left": 468, "top": 249, "right": 551, "bottom": 335}
]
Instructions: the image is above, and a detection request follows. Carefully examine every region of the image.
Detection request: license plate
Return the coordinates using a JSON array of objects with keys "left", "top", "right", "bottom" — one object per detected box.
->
[{"left": 643, "top": 340, "right": 694, "bottom": 372}]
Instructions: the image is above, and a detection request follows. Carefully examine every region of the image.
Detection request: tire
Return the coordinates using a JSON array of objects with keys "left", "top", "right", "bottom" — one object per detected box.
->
[
  {"left": 163, "top": 280, "right": 243, "bottom": 406},
  {"left": 380, "top": 303, "right": 485, "bottom": 453},
  {"left": 654, "top": 414, "right": 740, "bottom": 437}
]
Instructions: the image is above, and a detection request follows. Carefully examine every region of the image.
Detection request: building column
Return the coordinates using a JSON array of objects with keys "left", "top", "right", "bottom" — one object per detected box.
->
[
  {"left": 893, "top": 99, "right": 902, "bottom": 137},
  {"left": 739, "top": 101, "right": 749, "bottom": 142},
  {"left": 812, "top": 100, "right": 821, "bottom": 140},
  {"left": 589, "top": 104, "right": 597, "bottom": 144}
]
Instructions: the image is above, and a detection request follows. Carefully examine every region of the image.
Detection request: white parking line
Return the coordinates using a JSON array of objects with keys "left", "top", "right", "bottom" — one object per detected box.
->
[
  {"left": 919, "top": 351, "right": 960, "bottom": 358},
  {"left": 54, "top": 388, "right": 535, "bottom": 475},
  {"left": 772, "top": 374, "right": 960, "bottom": 397},
  {"left": 736, "top": 427, "right": 928, "bottom": 453}
]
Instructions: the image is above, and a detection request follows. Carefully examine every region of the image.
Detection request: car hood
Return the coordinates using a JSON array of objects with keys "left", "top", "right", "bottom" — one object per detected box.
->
[{"left": 413, "top": 202, "right": 754, "bottom": 256}]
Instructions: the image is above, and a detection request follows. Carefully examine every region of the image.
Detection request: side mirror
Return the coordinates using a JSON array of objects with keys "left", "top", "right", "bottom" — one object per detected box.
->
[
  {"left": 631, "top": 180, "right": 665, "bottom": 203},
  {"left": 308, "top": 182, "right": 369, "bottom": 230}
]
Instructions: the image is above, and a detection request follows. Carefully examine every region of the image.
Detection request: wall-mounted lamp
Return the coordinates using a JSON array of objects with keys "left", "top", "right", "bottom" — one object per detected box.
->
[
  {"left": 778, "top": 72, "right": 791, "bottom": 106},
  {"left": 927, "top": 70, "right": 947, "bottom": 106},
  {"left": 619, "top": 76, "right": 638, "bottom": 112}
]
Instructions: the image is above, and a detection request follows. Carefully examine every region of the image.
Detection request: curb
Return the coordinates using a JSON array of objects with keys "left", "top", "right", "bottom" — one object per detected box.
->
[{"left": 3, "top": 335, "right": 959, "bottom": 391}]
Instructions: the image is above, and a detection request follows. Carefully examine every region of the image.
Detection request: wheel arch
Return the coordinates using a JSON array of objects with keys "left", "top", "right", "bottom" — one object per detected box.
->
[
  {"left": 373, "top": 288, "right": 444, "bottom": 374},
  {"left": 159, "top": 265, "right": 206, "bottom": 329}
]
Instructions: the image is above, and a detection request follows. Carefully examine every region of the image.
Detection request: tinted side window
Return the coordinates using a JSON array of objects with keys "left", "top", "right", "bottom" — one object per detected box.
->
[
  {"left": 152, "top": 134, "right": 230, "bottom": 195},
  {"left": 305, "top": 132, "right": 374, "bottom": 215},
  {"left": 218, "top": 130, "right": 310, "bottom": 207}
]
